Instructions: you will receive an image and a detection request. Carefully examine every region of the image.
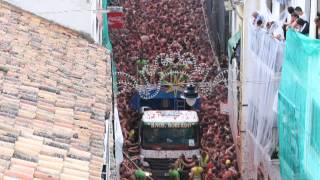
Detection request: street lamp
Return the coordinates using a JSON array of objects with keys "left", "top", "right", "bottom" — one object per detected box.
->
[{"left": 181, "top": 84, "right": 199, "bottom": 107}]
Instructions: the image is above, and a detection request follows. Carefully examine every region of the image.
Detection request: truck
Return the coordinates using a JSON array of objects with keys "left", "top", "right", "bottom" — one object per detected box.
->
[{"left": 130, "top": 87, "right": 201, "bottom": 179}]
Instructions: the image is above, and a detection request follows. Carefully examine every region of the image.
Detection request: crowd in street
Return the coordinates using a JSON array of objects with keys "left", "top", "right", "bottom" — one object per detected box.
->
[
  {"left": 110, "top": 0, "right": 239, "bottom": 179},
  {"left": 252, "top": 6, "right": 320, "bottom": 40}
]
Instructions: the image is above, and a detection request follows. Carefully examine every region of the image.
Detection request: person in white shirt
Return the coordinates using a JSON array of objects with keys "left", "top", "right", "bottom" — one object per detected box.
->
[{"left": 271, "top": 22, "right": 285, "bottom": 41}]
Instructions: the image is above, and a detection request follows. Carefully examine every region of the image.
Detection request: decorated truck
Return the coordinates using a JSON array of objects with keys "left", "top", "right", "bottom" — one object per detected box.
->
[{"left": 131, "top": 86, "right": 201, "bottom": 179}]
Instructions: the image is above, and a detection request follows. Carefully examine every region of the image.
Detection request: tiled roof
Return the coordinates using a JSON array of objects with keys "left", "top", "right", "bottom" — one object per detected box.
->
[{"left": 0, "top": 2, "right": 112, "bottom": 179}]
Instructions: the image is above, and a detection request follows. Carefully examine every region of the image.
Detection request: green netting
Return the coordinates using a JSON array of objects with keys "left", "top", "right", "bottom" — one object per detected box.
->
[
  {"left": 102, "top": 0, "right": 113, "bottom": 51},
  {"left": 278, "top": 29, "right": 320, "bottom": 180},
  {"left": 102, "top": 0, "right": 118, "bottom": 93}
]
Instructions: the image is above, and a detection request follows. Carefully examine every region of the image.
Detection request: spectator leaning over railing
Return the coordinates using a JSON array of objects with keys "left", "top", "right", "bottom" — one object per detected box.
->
[
  {"left": 283, "top": 7, "right": 295, "bottom": 38},
  {"left": 285, "top": 12, "right": 310, "bottom": 36},
  {"left": 295, "top": 6, "right": 307, "bottom": 21},
  {"left": 315, "top": 13, "right": 320, "bottom": 39},
  {"left": 295, "top": 18, "right": 310, "bottom": 35},
  {"left": 252, "top": 11, "right": 265, "bottom": 26},
  {"left": 287, "top": 12, "right": 299, "bottom": 31},
  {"left": 268, "top": 22, "right": 284, "bottom": 41}
]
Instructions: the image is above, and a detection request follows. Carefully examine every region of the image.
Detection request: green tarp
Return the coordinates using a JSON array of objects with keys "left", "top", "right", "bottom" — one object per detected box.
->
[
  {"left": 102, "top": 0, "right": 113, "bottom": 51},
  {"left": 102, "top": 0, "right": 118, "bottom": 93},
  {"left": 278, "top": 29, "right": 320, "bottom": 180}
]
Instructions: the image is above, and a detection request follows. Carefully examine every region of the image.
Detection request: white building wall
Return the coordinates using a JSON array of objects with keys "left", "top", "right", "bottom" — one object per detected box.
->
[
  {"left": 309, "top": 0, "right": 319, "bottom": 38},
  {"left": 230, "top": 0, "right": 320, "bottom": 179},
  {"left": 4, "top": 0, "right": 100, "bottom": 42}
]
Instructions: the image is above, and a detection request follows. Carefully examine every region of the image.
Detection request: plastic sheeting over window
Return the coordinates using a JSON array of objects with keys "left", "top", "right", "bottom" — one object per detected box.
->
[
  {"left": 227, "top": 30, "right": 241, "bottom": 147},
  {"left": 245, "top": 24, "right": 285, "bottom": 177},
  {"left": 228, "top": 57, "right": 239, "bottom": 142},
  {"left": 278, "top": 29, "right": 320, "bottom": 180}
]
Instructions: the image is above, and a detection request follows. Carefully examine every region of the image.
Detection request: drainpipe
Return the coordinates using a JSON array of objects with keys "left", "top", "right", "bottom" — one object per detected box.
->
[{"left": 237, "top": 1, "right": 246, "bottom": 178}]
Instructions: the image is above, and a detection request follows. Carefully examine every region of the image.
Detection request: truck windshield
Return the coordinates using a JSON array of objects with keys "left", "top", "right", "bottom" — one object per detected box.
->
[{"left": 141, "top": 125, "right": 199, "bottom": 150}]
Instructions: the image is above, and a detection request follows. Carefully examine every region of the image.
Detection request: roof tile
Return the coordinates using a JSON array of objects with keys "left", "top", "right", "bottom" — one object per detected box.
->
[{"left": 0, "top": 2, "right": 111, "bottom": 178}]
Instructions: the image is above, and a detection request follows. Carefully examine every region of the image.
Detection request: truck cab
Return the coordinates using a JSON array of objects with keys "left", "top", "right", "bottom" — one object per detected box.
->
[{"left": 139, "top": 110, "right": 200, "bottom": 178}]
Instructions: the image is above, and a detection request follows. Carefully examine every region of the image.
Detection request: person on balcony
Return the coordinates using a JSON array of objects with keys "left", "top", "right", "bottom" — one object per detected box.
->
[
  {"left": 252, "top": 11, "right": 264, "bottom": 26},
  {"left": 283, "top": 7, "right": 295, "bottom": 38},
  {"left": 295, "top": 6, "right": 307, "bottom": 21},
  {"left": 257, "top": 19, "right": 264, "bottom": 28},
  {"left": 287, "top": 12, "right": 299, "bottom": 30},
  {"left": 295, "top": 18, "right": 309, "bottom": 35}
]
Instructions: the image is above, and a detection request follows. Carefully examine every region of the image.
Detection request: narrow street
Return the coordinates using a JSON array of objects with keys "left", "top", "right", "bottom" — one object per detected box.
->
[
  {"left": 110, "top": 0, "right": 238, "bottom": 179},
  {"left": 1, "top": 0, "right": 320, "bottom": 179}
]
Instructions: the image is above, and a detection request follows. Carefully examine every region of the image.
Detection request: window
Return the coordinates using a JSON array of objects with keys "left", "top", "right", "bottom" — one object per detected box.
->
[
  {"left": 161, "top": 99, "right": 169, "bottom": 108},
  {"left": 310, "top": 100, "right": 320, "bottom": 153},
  {"left": 96, "top": 17, "right": 99, "bottom": 33},
  {"left": 142, "top": 125, "right": 200, "bottom": 150}
]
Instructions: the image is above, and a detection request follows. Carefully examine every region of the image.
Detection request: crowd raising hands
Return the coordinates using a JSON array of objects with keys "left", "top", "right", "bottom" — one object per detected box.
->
[{"left": 110, "top": 0, "right": 239, "bottom": 179}]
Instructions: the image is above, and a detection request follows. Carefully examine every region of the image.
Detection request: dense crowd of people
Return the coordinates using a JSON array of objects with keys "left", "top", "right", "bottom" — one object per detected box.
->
[
  {"left": 110, "top": 0, "right": 239, "bottom": 179},
  {"left": 252, "top": 6, "right": 320, "bottom": 40}
]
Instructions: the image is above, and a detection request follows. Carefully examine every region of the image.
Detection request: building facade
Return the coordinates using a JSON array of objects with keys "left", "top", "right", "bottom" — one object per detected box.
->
[
  {"left": 227, "top": 0, "right": 320, "bottom": 179},
  {"left": 4, "top": 0, "right": 105, "bottom": 44}
]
